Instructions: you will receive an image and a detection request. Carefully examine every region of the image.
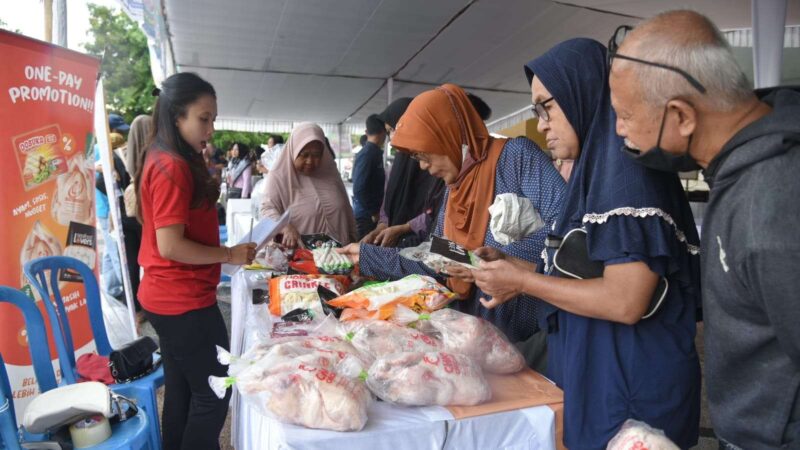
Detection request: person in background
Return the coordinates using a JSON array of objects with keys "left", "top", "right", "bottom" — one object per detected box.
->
[
  {"left": 260, "top": 122, "right": 357, "bottom": 247},
  {"left": 95, "top": 113, "right": 129, "bottom": 300},
  {"left": 118, "top": 114, "right": 152, "bottom": 319},
  {"left": 352, "top": 114, "right": 386, "bottom": 239},
  {"left": 364, "top": 93, "right": 493, "bottom": 247},
  {"left": 472, "top": 38, "right": 701, "bottom": 448},
  {"left": 203, "top": 142, "right": 225, "bottom": 184},
  {"left": 338, "top": 84, "right": 565, "bottom": 367},
  {"left": 609, "top": 10, "right": 800, "bottom": 448},
  {"left": 257, "top": 134, "right": 284, "bottom": 175},
  {"left": 226, "top": 142, "right": 253, "bottom": 199},
  {"left": 134, "top": 72, "right": 255, "bottom": 450}
]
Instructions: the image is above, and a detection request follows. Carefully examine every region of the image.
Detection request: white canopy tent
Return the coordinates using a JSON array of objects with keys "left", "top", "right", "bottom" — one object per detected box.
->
[{"left": 118, "top": 0, "right": 799, "bottom": 147}]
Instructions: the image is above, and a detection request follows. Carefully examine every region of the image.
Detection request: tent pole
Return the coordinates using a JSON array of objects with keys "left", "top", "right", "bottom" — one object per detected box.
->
[{"left": 752, "top": 0, "right": 787, "bottom": 88}]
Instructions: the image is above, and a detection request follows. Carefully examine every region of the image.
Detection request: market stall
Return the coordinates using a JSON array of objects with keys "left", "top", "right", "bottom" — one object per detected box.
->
[{"left": 227, "top": 255, "right": 565, "bottom": 450}]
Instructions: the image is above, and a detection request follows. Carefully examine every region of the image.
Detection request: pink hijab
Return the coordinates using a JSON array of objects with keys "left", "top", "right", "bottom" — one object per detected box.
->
[{"left": 261, "top": 122, "right": 357, "bottom": 244}]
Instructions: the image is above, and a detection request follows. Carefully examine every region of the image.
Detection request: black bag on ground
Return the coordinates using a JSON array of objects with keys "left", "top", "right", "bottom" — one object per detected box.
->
[{"left": 109, "top": 336, "right": 160, "bottom": 383}]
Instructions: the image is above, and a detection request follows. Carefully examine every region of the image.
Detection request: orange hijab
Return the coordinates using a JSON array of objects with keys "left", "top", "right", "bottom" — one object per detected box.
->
[{"left": 391, "top": 84, "right": 506, "bottom": 295}]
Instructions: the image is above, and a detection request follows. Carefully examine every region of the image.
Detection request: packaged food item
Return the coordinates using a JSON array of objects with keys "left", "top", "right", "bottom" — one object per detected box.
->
[
  {"left": 13, "top": 124, "right": 69, "bottom": 191},
  {"left": 364, "top": 351, "right": 491, "bottom": 406},
  {"left": 607, "top": 419, "right": 680, "bottom": 450},
  {"left": 288, "top": 248, "right": 319, "bottom": 274},
  {"left": 268, "top": 275, "right": 348, "bottom": 316},
  {"left": 218, "top": 335, "right": 365, "bottom": 377},
  {"left": 312, "top": 246, "right": 353, "bottom": 275},
  {"left": 393, "top": 306, "right": 525, "bottom": 374},
  {"left": 301, "top": 233, "right": 342, "bottom": 250},
  {"left": 211, "top": 356, "right": 370, "bottom": 432},
  {"left": 328, "top": 274, "right": 456, "bottom": 321},
  {"left": 339, "top": 319, "right": 441, "bottom": 362},
  {"left": 399, "top": 238, "right": 483, "bottom": 273}
]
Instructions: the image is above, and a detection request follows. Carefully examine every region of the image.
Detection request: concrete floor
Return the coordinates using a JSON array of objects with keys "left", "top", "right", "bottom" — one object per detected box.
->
[{"left": 140, "top": 286, "right": 718, "bottom": 449}]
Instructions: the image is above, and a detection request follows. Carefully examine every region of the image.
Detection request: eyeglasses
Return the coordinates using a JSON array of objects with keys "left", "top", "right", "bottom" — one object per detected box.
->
[
  {"left": 409, "top": 152, "right": 429, "bottom": 163},
  {"left": 531, "top": 97, "right": 555, "bottom": 122},
  {"left": 607, "top": 25, "right": 707, "bottom": 94}
]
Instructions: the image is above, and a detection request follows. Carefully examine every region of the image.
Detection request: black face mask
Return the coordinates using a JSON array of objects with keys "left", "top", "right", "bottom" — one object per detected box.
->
[{"left": 623, "top": 104, "right": 701, "bottom": 172}]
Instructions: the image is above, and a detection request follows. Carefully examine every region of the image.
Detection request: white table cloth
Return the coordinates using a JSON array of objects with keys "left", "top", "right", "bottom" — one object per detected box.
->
[{"left": 229, "top": 270, "right": 557, "bottom": 450}]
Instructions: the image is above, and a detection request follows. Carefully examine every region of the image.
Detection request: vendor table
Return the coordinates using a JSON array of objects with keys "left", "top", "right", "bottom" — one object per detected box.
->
[{"left": 229, "top": 269, "right": 563, "bottom": 450}]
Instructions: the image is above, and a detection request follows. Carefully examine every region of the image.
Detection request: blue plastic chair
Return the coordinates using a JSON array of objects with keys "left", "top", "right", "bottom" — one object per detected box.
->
[
  {"left": 22, "top": 258, "right": 163, "bottom": 450},
  {"left": 0, "top": 286, "right": 150, "bottom": 450}
]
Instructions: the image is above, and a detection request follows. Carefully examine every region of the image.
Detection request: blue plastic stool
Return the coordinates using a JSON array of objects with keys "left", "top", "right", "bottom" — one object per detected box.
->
[
  {"left": 22, "top": 258, "right": 164, "bottom": 450},
  {"left": 0, "top": 286, "right": 150, "bottom": 450}
]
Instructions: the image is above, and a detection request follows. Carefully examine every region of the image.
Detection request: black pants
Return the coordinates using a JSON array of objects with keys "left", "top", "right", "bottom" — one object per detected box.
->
[
  {"left": 356, "top": 215, "right": 377, "bottom": 240},
  {"left": 121, "top": 219, "right": 142, "bottom": 311},
  {"left": 145, "top": 305, "right": 231, "bottom": 450}
]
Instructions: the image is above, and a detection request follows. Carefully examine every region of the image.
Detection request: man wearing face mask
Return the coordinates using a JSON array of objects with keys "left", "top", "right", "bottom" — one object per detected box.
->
[{"left": 609, "top": 10, "right": 800, "bottom": 449}]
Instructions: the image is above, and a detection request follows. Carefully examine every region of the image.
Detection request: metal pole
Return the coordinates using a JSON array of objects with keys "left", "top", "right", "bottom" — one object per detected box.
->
[
  {"left": 44, "top": 0, "right": 53, "bottom": 43},
  {"left": 56, "top": 0, "right": 67, "bottom": 47},
  {"left": 752, "top": 0, "right": 787, "bottom": 88}
]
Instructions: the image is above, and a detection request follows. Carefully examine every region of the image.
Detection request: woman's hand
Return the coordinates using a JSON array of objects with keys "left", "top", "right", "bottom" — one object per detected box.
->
[
  {"left": 474, "top": 246, "right": 537, "bottom": 272},
  {"left": 443, "top": 264, "right": 475, "bottom": 283},
  {"left": 473, "top": 246, "right": 507, "bottom": 262},
  {"left": 361, "top": 223, "right": 387, "bottom": 244},
  {"left": 375, "top": 223, "right": 412, "bottom": 247},
  {"left": 228, "top": 243, "right": 257, "bottom": 265},
  {"left": 336, "top": 243, "right": 362, "bottom": 265},
  {"left": 473, "top": 259, "right": 526, "bottom": 309},
  {"left": 281, "top": 224, "right": 301, "bottom": 248}
]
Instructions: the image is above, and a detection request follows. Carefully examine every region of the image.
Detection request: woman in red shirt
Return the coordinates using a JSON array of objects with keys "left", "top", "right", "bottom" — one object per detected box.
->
[{"left": 133, "top": 72, "right": 255, "bottom": 450}]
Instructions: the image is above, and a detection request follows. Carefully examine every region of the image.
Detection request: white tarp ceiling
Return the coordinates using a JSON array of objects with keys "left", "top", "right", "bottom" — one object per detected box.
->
[{"left": 155, "top": 0, "right": 800, "bottom": 131}]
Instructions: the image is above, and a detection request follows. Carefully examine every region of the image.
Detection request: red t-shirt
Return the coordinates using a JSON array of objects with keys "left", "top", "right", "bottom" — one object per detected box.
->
[{"left": 138, "top": 149, "right": 220, "bottom": 315}]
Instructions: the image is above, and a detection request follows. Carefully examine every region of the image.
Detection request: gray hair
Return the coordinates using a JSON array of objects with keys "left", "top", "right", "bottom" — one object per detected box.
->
[{"left": 620, "top": 11, "right": 752, "bottom": 112}]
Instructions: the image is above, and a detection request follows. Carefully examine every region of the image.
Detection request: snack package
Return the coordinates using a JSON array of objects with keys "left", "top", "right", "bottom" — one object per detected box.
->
[
  {"left": 289, "top": 248, "right": 319, "bottom": 275},
  {"left": 328, "top": 274, "right": 456, "bottom": 321},
  {"left": 364, "top": 351, "right": 491, "bottom": 406},
  {"left": 399, "top": 238, "right": 483, "bottom": 272},
  {"left": 607, "top": 419, "right": 680, "bottom": 450},
  {"left": 338, "top": 319, "right": 441, "bottom": 363},
  {"left": 211, "top": 356, "right": 370, "bottom": 432},
  {"left": 393, "top": 306, "right": 525, "bottom": 374},
  {"left": 268, "top": 275, "right": 348, "bottom": 316},
  {"left": 301, "top": 233, "right": 342, "bottom": 250},
  {"left": 312, "top": 246, "right": 353, "bottom": 275}
]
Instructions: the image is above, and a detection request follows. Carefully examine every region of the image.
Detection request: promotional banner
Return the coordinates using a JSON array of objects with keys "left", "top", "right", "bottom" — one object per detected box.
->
[{"left": 0, "top": 30, "right": 101, "bottom": 421}]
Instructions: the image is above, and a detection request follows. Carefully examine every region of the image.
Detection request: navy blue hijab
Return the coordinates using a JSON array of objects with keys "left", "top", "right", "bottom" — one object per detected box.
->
[{"left": 525, "top": 38, "right": 699, "bottom": 283}]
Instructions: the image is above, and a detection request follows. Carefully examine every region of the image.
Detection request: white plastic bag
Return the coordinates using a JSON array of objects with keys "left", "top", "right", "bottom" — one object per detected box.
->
[
  {"left": 338, "top": 319, "right": 442, "bottom": 362},
  {"left": 393, "top": 306, "right": 525, "bottom": 374},
  {"left": 365, "top": 351, "right": 491, "bottom": 406},
  {"left": 211, "top": 355, "right": 371, "bottom": 432},
  {"left": 607, "top": 419, "right": 680, "bottom": 450},
  {"left": 488, "top": 193, "right": 544, "bottom": 245}
]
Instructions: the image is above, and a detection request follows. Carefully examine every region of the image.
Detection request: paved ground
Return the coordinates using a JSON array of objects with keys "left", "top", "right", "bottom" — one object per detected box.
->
[{"left": 141, "top": 285, "right": 718, "bottom": 449}]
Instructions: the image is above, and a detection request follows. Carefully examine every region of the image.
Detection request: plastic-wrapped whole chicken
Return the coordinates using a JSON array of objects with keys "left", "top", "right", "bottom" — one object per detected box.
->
[
  {"left": 219, "top": 334, "right": 365, "bottom": 378},
  {"left": 607, "top": 419, "right": 680, "bottom": 450},
  {"left": 393, "top": 306, "right": 525, "bottom": 374},
  {"left": 211, "top": 357, "right": 371, "bottom": 432},
  {"left": 339, "top": 319, "right": 442, "bottom": 362},
  {"left": 366, "top": 351, "right": 491, "bottom": 406}
]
